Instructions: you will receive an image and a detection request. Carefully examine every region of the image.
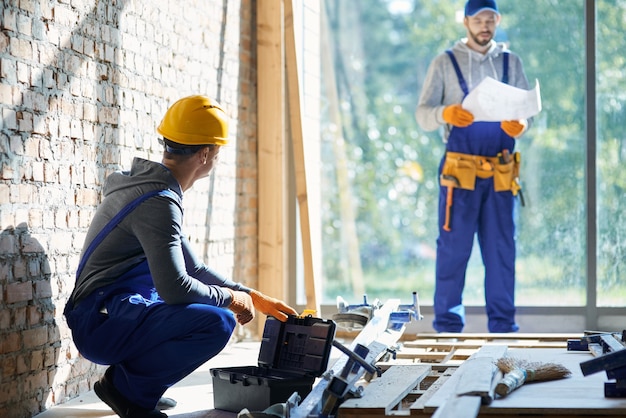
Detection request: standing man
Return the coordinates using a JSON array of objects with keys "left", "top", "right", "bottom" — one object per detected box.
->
[
  {"left": 64, "top": 95, "right": 298, "bottom": 418},
  {"left": 415, "top": 0, "right": 530, "bottom": 333}
]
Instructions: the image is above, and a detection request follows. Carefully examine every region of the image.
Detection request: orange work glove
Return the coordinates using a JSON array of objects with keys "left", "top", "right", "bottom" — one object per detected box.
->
[
  {"left": 442, "top": 104, "right": 474, "bottom": 127},
  {"left": 249, "top": 290, "right": 298, "bottom": 322},
  {"left": 501, "top": 119, "right": 527, "bottom": 137},
  {"left": 227, "top": 289, "right": 255, "bottom": 325}
]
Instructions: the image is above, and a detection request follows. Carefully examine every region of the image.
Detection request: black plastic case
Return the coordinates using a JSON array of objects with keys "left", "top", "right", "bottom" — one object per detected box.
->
[{"left": 210, "top": 314, "right": 336, "bottom": 412}]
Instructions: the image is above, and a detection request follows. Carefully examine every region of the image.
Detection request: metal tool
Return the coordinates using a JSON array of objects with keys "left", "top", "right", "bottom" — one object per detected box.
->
[
  {"left": 440, "top": 174, "right": 459, "bottom": 231},
  {"left": 574, "top": 330, "right": 626, "bottom": 397},
  {"left": 288, "top": 299, "right": 404, "bottom": 418},
  {"left": 332, "top": 294, "right": 381, "bottom": 330},
  {"left": 389, "top": 291, "right": 423, "bottom": 330}
]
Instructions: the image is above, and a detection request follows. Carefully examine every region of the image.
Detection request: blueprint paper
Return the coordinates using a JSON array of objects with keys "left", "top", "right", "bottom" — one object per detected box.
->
[{"left": 462, "top": 77, "right": 541, "bottom": 122}]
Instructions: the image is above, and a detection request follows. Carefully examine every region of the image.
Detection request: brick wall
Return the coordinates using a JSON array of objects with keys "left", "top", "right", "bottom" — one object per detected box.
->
[{"left": 0, "top": 1, "right": 257, "bottom": 416}]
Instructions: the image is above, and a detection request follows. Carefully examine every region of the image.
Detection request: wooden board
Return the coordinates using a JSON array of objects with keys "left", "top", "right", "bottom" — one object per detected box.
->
[
  {"left": 404, "top": 340, "right": 567, "bottom": 350},
  {"left": 339, "top": 365, "right": 431, "bottom": 416},
  {"left": 419, "top": 348, "right": 626, "bottom": 416},
  {"left": 415, "top": 333, "right": 581, "bottom": 342},
  {"left": 389, "top": 333, "right": 579, "bottom": 367},
  {"left": 421, "top": 345, "right": 507, "bottom": 417},
  {"left": 454, "top": 357, "right": 498, "bottom": 398},
  {"left": 337, "top": 334, "right": 626, "bottom": 417},
  {"left": 431, "top": 395, "right": 481, "bottom": 418},
  {"left": 256, "top": 0, "right": 286, "bottom": 339},
  {"left": 284, "top": 0, "right": 320, "bottom": 314}
]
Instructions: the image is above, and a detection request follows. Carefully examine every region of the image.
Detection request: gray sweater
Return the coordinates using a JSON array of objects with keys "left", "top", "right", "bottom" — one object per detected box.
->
[
  {"left": 416, "top": 39, "right": 530, "bottom": 141},
  {"left": 69, "top": 157, "right": 248, "bottom": 306}
]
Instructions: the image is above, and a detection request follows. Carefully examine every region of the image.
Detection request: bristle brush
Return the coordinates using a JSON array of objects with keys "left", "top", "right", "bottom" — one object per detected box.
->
[{"left": 495, "top": 357, "right": 571, "bottom": 397}]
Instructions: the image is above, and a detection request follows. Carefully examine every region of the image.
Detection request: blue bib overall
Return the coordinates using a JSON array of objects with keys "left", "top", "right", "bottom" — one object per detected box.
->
[
  {"left": 433, "top": 51, "right": 519, "bottom": 333},
  {"left": 64, "top": 190, "right": 236, "bottom": 409}
]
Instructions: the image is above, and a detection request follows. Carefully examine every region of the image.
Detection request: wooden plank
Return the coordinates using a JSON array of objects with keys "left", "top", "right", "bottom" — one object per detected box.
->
[
  {"left": 284, "top": 0, "right": 320, "bottom": 314},
  {"left": 415, "top": 332, "right": 580, "bottom": 341},
  {"left": 404, "top": 340, "right": 567, "bottom": 350},
  {"left": 338, "top": 365, "right": 431, "bottom": 415},
  {"left": 409, "top": 368, "right": 457, "bottom": 411},
  {"left": 455, "top": 345, "right": 506, "bottom": 404},
  {"left": 455, "top": 357, "right": 497, "bottom": 398},
  {"left": 395, "top": 347, "right": 479, "bottom": 361},
  {"left": 423, "top": 345, "right": 507, "bottom": 413},
  {"left": 410, "top": 346, "right": 626, "bottom": 417},
  {"left": 256, "top": 0, "right": 286, "bottom": 337},
  {"left": 431, "top": 395, "right": 481, "bottom": 418},
  {"left": 462, "top": 344, "right": 508, "bottom": 360}
]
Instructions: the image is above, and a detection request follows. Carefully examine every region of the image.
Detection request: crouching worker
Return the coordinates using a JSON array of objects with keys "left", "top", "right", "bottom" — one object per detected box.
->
[{"left": 64, "top": 95, "right": 298, "bottom": 418}]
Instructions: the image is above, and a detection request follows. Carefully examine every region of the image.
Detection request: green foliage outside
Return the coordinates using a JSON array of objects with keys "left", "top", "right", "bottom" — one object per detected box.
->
[{"left": 320, "top": 0, "right": 626, "bottom": 308}]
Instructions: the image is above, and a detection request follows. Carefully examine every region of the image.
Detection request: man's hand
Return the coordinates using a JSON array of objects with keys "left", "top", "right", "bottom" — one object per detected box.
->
[
  {"left": 442, "top": 104, "right": 474, "bottom": 127},
  {"left": 501, "top": 119, "right": 527, "bottom": 137},
  {"left": 250, "top": 290, "right": 298, "bottom": 322},
  {"left": 228, "top": 289, "right": 255, "bottom": 325}
]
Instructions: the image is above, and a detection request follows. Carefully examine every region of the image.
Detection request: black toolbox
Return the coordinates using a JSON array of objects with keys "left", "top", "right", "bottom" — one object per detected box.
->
[{"left": 210, "top": 314, "right": 336, "bottom": 412}]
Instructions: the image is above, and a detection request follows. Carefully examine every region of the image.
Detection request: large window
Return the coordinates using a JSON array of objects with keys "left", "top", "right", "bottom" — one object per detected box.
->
[
  {"left": 596, "top": 0, "right": 626, "bottom": 307},
  {"left": 307, "top": 0, "right": 626, "bottom": 328}
]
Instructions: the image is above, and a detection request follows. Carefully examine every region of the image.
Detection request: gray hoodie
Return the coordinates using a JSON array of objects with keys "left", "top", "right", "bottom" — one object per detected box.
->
[
  {"left": 416, "top": 39, "right": 530, "bottom": 141},
  {"left": 69, "top": 157, "right": 247, "bottom": 306}
]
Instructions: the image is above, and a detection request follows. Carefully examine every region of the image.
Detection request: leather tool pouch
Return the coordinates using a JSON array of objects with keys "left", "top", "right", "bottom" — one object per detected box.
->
[
  {"left": 442, "top": 154, "right": 477, "bottom": 190},
  {"left": 494, "top": 160, "right": 515, "bottom": 192}
]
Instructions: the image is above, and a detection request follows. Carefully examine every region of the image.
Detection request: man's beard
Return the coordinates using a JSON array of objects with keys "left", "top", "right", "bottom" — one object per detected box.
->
[{"left": 470, "top": 30, "right": 493, "bottom": 47}]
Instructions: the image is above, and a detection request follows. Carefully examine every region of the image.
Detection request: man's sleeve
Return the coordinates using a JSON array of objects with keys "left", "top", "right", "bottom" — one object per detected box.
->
[
  {"left": 416, "top": 54, "right": 447, "bottom": 132},
  {"left": 133, "top": 195, "right": 233, "bottom": 306}
]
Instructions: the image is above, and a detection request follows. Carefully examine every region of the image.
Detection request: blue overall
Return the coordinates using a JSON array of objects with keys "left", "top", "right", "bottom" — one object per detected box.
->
[
  {"left": 64, "top": 190, "right": 236, "bottom": 410},
  {"left": 433, "top": 50, "right": 519, "bottom": 333}
]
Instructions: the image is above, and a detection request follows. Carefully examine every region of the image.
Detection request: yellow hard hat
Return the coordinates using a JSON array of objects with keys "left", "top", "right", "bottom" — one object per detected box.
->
[{"left": 157, "top": 95, "right": 229, "bottom": 146}]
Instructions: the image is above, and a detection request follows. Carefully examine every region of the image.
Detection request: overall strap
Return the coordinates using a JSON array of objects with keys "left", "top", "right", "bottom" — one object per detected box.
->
[
  {"left": 502, "top": 51, "right": 509, "bottom": 84},
  {"left": 446, "top": 50, "right": 510, "bottom": 92},
  {"left": 75, "top": 189, "right": 179, "bottom": 279},
  {"left": 446, "top": 50, "right": 469, "bottom": 97}
]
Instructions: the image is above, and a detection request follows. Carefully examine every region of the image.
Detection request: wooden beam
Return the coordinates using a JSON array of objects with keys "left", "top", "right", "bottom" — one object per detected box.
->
[
  {"left": 284, "top": 0, "right": 320, "bottom": 313},
  {"left": 257, "top": 0, "right": 286, "bottom": 334}
]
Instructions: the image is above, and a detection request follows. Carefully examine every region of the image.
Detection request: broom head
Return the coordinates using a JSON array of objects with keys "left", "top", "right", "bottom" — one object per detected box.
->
[{"left": 496, "top": 357, "right": 571, "bottom": 382}]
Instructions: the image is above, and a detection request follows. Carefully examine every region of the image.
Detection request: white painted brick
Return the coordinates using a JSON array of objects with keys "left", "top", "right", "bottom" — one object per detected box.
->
[
  {"left": 3, "top": 108, "right": 17, "bottom": 130},
  {"left": 1, "top": 58, "right": 17, "bottom": 84},
  {"left": 18, "top": 110, "right": 34, "bottom": 133},
  {"left": 11, "top": 37, "right": 32, "bottom": 60},
  {"left": 69, "top": 119, "right": 82, "bottom": 139},
  {"left": 16, "top": 13, "right": 32, "bottom": 36},
  {"left": 2, "top": 9, "right": 17, "bottom": 32}
]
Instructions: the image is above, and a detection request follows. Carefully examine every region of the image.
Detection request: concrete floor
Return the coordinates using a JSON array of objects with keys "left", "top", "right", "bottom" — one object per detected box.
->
[{"left": 34, "top": 341, "right": 264, "bottom": 418}]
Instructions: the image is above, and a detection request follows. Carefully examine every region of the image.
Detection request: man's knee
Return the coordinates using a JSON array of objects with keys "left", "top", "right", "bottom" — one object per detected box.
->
[{"left": 219, "top": 309, "right": 237, "bottom": 335}]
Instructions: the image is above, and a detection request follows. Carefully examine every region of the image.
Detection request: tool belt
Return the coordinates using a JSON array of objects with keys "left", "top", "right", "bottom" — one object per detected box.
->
[
  {"left": 440, "top": 150, "right": 523, "bottom": 231},
  {"left": 441, "top": 151, "right": 521, "bottom": 192}
]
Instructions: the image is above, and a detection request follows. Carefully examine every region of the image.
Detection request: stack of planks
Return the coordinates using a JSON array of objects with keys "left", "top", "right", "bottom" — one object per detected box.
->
[{"left": 337, "top": 332, "right": 626, "bottom": 418}]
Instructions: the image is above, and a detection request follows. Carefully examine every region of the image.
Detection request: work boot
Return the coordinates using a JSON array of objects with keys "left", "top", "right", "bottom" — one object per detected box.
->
[
  {"left": 94, "top": 367, "right": 168, "bottom": 418},
  {"left": 156, "top": 396, "right": 177, "bottom": 410}
]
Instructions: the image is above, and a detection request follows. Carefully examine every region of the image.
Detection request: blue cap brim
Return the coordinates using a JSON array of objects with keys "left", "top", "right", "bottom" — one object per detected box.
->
[{"left": 466, "top": 7, "right": 500, "bottom": 17}]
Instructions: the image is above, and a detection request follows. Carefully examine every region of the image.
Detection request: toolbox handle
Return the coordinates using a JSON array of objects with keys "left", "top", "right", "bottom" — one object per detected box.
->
[
  {"left": 214, "top": 370, "right": 244, "bottom": 385},
  {"left": 221, "top": 371, "right": 258, "bottom": 387}
]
